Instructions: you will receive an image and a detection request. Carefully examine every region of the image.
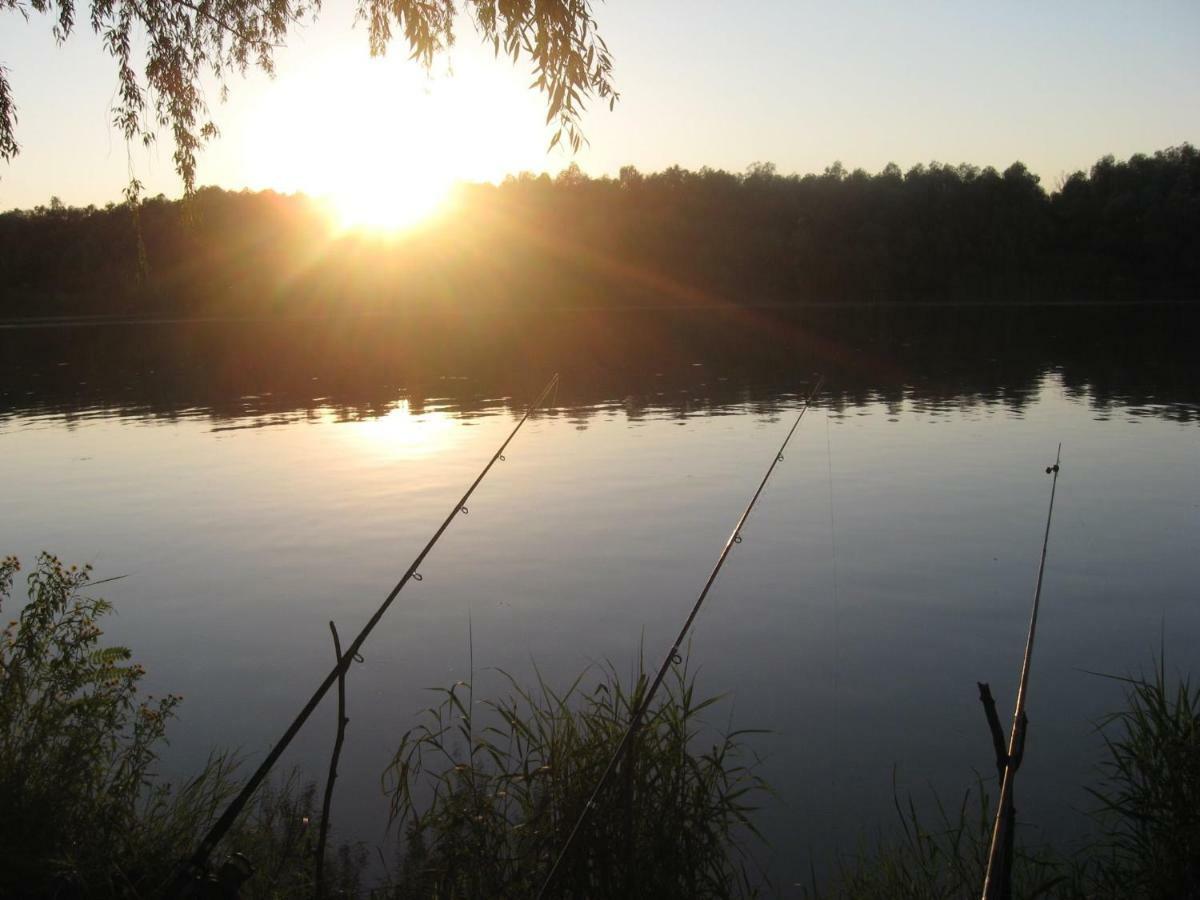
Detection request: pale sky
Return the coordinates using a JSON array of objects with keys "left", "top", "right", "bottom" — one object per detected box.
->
[{"left": 2, "top": 1, "right": 1198, "bottom": 211}]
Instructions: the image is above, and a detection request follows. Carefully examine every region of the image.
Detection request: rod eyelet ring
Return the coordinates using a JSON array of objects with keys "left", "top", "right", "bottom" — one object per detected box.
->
[
  {"left": 413, "top": 572, "right": 423, "bottom": 582},
  {"left": 499, "top": 454, "right": 506, "bottom": 462},
  {"left": 353, "top": 652, "right": 364, "bottom": 664},
  {"left": 733, "top": 534, "right": 743, "bottom": 544},
  {"left": 670, "top": 651, "right": 683, "bottom": 665},
  {"left": 460, "top": 506, "right": 469, "bottom": 515}
]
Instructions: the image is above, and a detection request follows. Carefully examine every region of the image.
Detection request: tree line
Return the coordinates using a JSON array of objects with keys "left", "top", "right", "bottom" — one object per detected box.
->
[{"left": 1, "top": 144, "right": 1197, "bottom": 318}]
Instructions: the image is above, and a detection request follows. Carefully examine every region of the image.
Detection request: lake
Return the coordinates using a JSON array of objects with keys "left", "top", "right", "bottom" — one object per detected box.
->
[{"left": 1, "top": 304, "right": 1197, "bottom": 892}]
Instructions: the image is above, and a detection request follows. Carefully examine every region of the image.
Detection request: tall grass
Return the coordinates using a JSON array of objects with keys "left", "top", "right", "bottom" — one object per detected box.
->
[
  {"left": 383, "top": 658, "right": 769, "bottom": 899},
  {"left": 806, "top": 776, "right": 1067, "bottom": 900},
  {"left": 1085, "top": 662, "right": 1200, "bottom": 899},
  {"left": 809, "top": 662, "right": 1200, "bottom": 900}
]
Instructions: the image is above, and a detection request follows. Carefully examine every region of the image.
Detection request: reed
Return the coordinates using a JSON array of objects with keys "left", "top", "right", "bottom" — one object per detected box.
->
[
  {"left": 808, "top": 661, "right": 1200, "bottom": 900},
  {"left": 1085, "top": 660, "right": 1200, "bottom": 898},
  {"left": 806, "top": 777, "right": 1068, "bottom": 900},
  {"left": 383, "top": 656, "right": 769, "bottom": 899}
]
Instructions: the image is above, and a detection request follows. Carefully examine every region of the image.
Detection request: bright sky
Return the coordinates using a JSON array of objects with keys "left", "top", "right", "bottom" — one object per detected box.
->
[{"left": 2, "top": 0, "right": 1198, "bottom": 213}]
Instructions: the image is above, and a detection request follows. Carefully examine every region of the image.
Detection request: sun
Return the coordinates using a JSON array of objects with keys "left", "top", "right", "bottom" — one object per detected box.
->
[
  {"left": 235, "top": 44, "right": 559, "bottom": 236},
  {"left": 238, "top": 47, "right": 545, "bottom": 236},
  {"left": 239, "top": 51, "right": 466, "bottom": 235},
  {"left": 327, "top": 173, "right": 453, "bottom": 234}
]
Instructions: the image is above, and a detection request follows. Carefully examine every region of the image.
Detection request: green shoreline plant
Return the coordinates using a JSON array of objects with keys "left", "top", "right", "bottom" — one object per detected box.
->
[
  {"left": 0, "top": 553, "right": 364, "bottom": 899},
  {"left": 1, "top": 553, "right": 181, "bottom": 895}
]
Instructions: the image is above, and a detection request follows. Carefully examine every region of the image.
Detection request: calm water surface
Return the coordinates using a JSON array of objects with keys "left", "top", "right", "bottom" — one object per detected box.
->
[{"left": 2, "top": 306, "right": 1198, "bottom": 892}]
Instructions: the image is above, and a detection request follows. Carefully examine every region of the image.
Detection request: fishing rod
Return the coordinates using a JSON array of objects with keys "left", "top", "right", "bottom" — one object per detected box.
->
[
  {"left": 980, "top": 444, "right": 1062, "bottom": 900},
  {"left": 177, "top": 373, "right": 560, "bottom": 886},
  {"left": 536, "top": 375, "right": 825, "bottom": 900}
]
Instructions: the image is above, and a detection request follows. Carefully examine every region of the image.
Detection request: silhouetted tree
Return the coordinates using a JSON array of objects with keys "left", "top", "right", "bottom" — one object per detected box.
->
[{"left": 1, "top": 146, "right": 1197, "bottom": 317}]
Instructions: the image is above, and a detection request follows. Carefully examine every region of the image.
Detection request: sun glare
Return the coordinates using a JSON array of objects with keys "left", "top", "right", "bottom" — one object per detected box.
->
[
  {"left": 340, "top": 402, "right": 459, "bottom": 460},
  {"left": 328, "top": 175, "right": 452, "bottom": 234},
  {"left": 238, "top": 47, "right": 549, "bottom": 235}
]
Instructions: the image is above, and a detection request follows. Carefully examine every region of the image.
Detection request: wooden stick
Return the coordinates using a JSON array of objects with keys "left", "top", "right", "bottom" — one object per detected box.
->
[
  {"left": 978, "top": 683, "right": 1007, "bottom": 781},
  {"left": 315, "top": 621, "right": 349, "bottom": 899},
  {"left": 978, "top": 682, "right": 1017, "bottom": 900}
]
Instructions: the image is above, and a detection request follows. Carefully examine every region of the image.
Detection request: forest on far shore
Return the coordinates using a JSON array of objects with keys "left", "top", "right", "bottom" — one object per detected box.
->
[{"left": 1, "top": 144, "right": 1197, "bottom": 318}]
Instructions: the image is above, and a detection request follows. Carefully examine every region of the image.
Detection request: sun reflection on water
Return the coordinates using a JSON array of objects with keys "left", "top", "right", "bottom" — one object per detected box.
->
[{"left": 339, "top": 401, "right": 460, "bottom": 460}]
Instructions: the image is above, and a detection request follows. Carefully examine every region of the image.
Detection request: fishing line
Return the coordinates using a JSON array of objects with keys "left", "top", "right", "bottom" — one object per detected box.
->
[
  {"left": 824, "top": 403, "right": 841, "bottom": 842},
  {"left": 535, "top": 375, "right": 825, "bottom": 900},
  {"left": 176, "top": 373, "right": 561, "bottom": 887},
  {"left": 980, "top": 443, "right": 1063, "bottom": 900}
]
